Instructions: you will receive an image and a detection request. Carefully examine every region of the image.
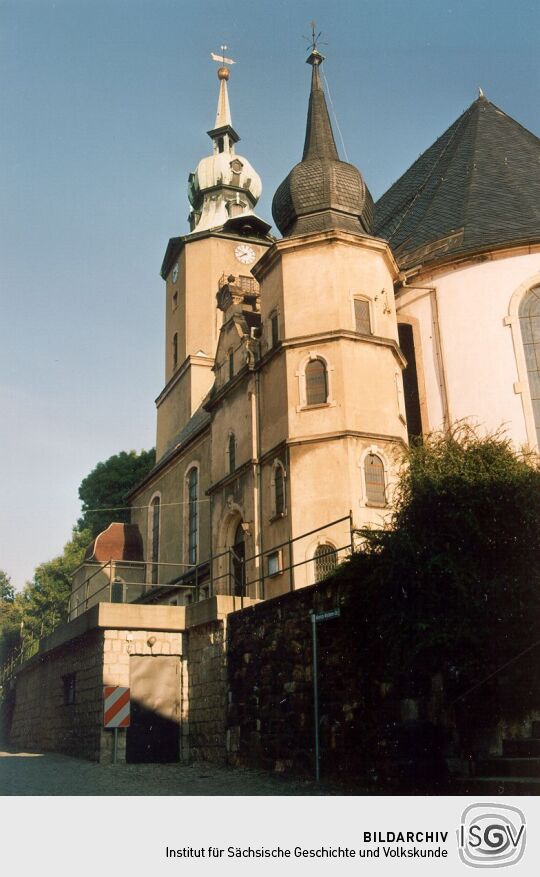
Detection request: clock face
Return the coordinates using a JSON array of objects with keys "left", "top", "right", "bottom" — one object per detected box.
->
[
  {"left": 235, "top": 244, "right": 256, "bottom": 265},
  {"left": 171, "top": 263, "right": 179, "bottom": 283}
]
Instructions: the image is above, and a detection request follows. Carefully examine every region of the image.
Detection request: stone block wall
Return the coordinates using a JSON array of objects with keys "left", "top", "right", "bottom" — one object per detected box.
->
[
  {"left": 10, "top": 629, "right": 105, "bottom": 761},
  {"left": 225, "top": 577, "right": 394, "bottom": 781},
  {"left": 187, "top": 619, "right": 228, "bottom": 762},
  {"left": 9, "top": 619, "right": 185, "bottom": 763}
]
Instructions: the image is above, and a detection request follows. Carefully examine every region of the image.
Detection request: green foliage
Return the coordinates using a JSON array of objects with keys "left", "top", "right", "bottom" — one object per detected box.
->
[
  {"left": 78, "top": 448, "right": 155, "bottom": 538},
  {"left": 336, "top": 425, "right": 540, "bottom": 736},
  {"left": 13, "top": 529, "right": 92, "bottom": 644},
  {"left": 0, "top": 571, "right": 21, "bottom": 665}
]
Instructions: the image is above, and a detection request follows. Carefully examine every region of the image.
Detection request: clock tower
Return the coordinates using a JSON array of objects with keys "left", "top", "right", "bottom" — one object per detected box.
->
[{"left": 156, "top": 60, "right": 272, "bottom": 461}]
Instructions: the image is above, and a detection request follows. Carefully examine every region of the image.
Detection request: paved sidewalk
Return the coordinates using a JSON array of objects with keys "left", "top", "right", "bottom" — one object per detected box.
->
[{"left": 0, "top": 749, "right": 362, "bottom": 796}]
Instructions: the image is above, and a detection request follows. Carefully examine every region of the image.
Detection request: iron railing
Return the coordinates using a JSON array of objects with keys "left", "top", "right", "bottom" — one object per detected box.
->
[{"left": 0, "top": 513, "right": 355, "bottom": 685}]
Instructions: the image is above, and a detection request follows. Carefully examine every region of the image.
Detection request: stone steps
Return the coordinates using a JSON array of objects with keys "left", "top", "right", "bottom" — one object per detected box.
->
[
  {"left": 457, "top": 722, "right": 540, "bottom": 793},
  {"left": 457, "top": 776, "right": 540, "bottom": 795},
  {"left": 503, "top": 738, "right": 540, "bottom": 757},
  {"left": 477, "top": 757, "right": 540, "bottom": 778}
]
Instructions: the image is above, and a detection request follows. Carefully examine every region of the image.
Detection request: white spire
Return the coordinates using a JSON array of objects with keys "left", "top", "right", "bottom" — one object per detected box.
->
[{"left": 215, "top": 76, "right": 232, "bottom": 129}]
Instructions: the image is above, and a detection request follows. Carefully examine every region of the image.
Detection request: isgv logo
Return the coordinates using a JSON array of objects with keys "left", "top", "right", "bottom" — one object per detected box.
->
[{"left": 458, "top": 803, "right": 526, "bottom": 868}]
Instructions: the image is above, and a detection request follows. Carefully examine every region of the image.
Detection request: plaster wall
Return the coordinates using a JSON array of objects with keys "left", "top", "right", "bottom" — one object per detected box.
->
[{"left": 398, "top": 249, "right": 540, "bottom": 448}]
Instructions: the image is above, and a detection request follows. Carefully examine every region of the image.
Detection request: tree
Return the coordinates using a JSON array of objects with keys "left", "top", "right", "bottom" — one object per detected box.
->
[
  {"left": 78, "top": 448, "right": 155, "bottom": 538},
  {"left": 336, "top": 425, "right": 540, "bottom": 739},
  {"left": 15, "top": 528, "right": 92, "bottom": 643},
  {"left": 0, "top": 571, "right": 14, "bottom": 603},
  {"left": 0, "top": 571, "right": 20, "bottom": 665}
]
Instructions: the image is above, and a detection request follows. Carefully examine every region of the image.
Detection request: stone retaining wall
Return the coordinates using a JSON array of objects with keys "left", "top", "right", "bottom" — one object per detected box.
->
[
  {"left": 7, "top": 604, "right": 186, "bottom": 763},
  {"left": 10, "top": 629, "right": 105, "bottom": 761}
]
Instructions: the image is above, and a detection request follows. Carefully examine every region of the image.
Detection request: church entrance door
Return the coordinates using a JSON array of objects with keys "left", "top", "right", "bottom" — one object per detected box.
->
[{"left": 232, "top": 522, "right": 246, "bottom": 596}]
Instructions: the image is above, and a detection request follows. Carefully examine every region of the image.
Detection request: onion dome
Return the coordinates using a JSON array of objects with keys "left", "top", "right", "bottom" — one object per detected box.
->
[
  {"left": 272, "top": 50, "right": 374, "bottom": 238},
  {"left": 188, "top": 66, "right": 262, "bottom": 233}
]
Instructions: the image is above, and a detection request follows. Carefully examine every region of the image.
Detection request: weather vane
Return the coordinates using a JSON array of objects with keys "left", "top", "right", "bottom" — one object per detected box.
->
[
  {"left": 303, "top": 21, "right": 326, "bottom": 54},
  {"left": 210, "top": 44, "right": 236, "bottom": 66}
]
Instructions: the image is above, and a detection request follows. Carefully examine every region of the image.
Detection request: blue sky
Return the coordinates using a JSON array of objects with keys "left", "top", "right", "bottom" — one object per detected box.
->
[{"left": 1, "top": 0, "right": 539, "bottom": 590}]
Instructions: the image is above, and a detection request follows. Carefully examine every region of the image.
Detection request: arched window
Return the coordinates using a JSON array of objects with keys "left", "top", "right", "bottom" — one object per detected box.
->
[
  {"left": 150, "top": 496, "right": 161, "bottom": 584},
  {"left": 172, "top": 332, "right": 178, "bottom": 370},
  {"left": 187, "top": 467, "right": 198, "bottom": 565},
  {"left": 274, "top": 463, "right": 285, "bottom": 516},
  {"left": 232, "top": 522, "right": 245, "bottom": 596},
  {"left": 314, "top": 543, "right": 338, "bottom": 582},
  {"left": 305, "top": 358, "right": 328, "bottom": 405},
  {"left": 519, "top": 286, "right": 540, "bottom": 447},
  {"left": 228, "top": 433, "right": 236, "bottom": 474},
  {"left": 364, "top": 453, "right": 386, "bottom": 505},
  {"left": 228, "top": 348, "right": 234, "bottom": 381}
]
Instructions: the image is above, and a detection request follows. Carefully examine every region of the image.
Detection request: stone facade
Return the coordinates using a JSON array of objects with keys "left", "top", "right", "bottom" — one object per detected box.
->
[{"left": 8, "top": 604, "right": 186, "bottom": 764}]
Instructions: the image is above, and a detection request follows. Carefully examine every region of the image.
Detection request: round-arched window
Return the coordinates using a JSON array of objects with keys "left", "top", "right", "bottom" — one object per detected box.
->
[
  {"left": 519, "top": 286, "right": 540, "bottom": 447},
  {"left": 364, "top": 453, "right": 386, "bottom": 505},
  {"left": 314, "top": 543, "right": 338, "bottom": 582},
  {"left": 305, "top": 358, "right": 328, "bottom": 405}
]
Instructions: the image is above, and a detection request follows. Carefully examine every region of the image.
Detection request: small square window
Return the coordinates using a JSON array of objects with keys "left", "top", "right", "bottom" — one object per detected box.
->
[
  {"left": 267, "top": 551, "right": 281, "bottom": 577},
  {"left": 63, "top": 673, "right": 76, "bottom": 705}
]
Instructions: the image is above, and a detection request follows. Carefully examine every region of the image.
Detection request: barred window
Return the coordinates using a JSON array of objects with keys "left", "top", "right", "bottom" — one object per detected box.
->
[
  {"left": 274, "top": 464, "right": 285, "bottom": 515},
  {"left": 519, "top": 286, "right": 540, "bottom": 447},
  {"left": 228, "top": 434, "right": 236, "bottom": 474},
  {"left": 314, "top": 544, "right": 338, "bottom": 582},
  {"left": 365, "top": 453, "right": 386, "bottom": 505},
  {"left": 151, "top": 496, "right": 160, "bottom": 584},
  {"left": 354, "top": 298, "right": 371, "bottom": 334},
  {"left": 187, "top": 467, "right": 198, "bottom": 565},
  {"left": 305, "top": 358, "right": 328, "bottom": 405}
]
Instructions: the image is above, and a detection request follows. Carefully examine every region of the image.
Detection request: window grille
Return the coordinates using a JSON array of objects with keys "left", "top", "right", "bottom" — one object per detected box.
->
[
  {"left": 354, "top": 298, "right": 371, "bottom": 334},
  {"left": 314, "top": 544, "right": 338, "bottom": 582}
]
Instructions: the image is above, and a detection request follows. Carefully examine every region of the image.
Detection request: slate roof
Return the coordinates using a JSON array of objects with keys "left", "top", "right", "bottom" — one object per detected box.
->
[
  {"left": 272, "top": 53, "right": 373, "bottom": 237},
  {"left": 374, "top": 96, "right": 540, "bottom": 270}
]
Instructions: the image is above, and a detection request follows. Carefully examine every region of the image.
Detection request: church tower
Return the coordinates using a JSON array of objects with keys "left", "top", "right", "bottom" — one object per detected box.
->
[
  {"left": 156, "top": 60, "right": 272, "bottom": 461},
  {"left": 252, "top": 47, "right": 409, "bottom": 591}
]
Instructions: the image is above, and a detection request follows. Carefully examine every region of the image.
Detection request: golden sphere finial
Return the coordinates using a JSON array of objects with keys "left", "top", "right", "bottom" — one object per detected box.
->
[{"left": 217, "top": 66, "right": 230, "bottom": 81}]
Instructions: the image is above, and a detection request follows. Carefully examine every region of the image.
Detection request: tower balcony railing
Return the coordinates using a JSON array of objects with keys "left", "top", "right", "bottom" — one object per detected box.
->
[{"left": 218, "top": 273, "right": 259, "bottom": 294}]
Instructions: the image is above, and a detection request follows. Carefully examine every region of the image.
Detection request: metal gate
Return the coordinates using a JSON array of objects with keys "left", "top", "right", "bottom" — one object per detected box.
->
[{"left": 126, "top": 655, "right": 181, "bottom": 763}]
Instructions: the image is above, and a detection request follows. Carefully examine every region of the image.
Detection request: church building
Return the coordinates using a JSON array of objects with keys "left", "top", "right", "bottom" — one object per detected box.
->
[{"left": 72, "top": 48, "right": 540, "bottom": 613}]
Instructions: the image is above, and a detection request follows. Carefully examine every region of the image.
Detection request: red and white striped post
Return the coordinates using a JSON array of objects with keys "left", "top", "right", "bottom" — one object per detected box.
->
[{"left": 103, "top": 685, "right": 130, "bottom": 764}]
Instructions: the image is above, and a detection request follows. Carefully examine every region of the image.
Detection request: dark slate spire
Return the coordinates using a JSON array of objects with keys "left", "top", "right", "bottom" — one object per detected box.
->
[
  {"left": 272, "top": 50, "right": 374, "bottom": 238},
  {"left": 374, "top": 94, "right": 540, "bottom": 269},
  {"left": 302, "top": 50, "right": 339, "bottom": 161}
]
